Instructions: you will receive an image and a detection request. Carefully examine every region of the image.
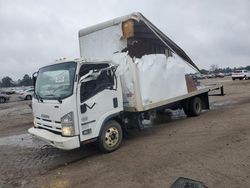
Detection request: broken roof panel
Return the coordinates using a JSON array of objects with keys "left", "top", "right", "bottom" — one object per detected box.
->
[{"left": 79, "top": 12, "right": 199, "bottom": 71}]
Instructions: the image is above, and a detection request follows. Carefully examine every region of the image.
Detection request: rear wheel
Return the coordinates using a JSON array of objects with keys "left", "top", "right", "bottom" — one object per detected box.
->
[
  {"left": 98, "top": 120, "right": 123, "bottom": 153},
  {"left": 183, "top": 97, "right": 202, "bottom": 117},
  {"left": 0, "top": 97, "right": 6, "bottom": 103}
]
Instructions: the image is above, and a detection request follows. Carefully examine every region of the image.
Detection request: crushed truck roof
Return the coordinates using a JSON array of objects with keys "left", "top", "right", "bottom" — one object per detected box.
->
[{"left": 79, "top": 12, "right": 199, "bottom": 71}]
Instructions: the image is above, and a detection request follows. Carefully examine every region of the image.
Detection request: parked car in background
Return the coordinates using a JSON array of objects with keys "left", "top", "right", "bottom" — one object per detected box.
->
[
  {"left": 224, "top": 72, "right": 232, "bottom": 76},
  {"left": 207, "top": 73, "right": 216, "bottom": 79},
  {"left": 232, "top": 70, "right": 250, "bottom": 80},
  {"left": 15, "top": 87, "right": 34, "bottom": 94},
  {"left": 18, "top": 88, "right": 34, "bottom": 100},
  {"left": 216, "top": 73, "right": 225, "bottom": 78},
  {"left": 5, "top": 88, "right": 16, "bottom": 95},
  {"left": 0, "top": 91, "right": 10, "bottom": 103},
  {"left": 192, "top": 73, "right": 206, "bottom": 80}
]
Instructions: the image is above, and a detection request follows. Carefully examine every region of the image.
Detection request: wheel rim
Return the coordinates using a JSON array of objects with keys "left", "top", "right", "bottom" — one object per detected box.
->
[
  {"left": 195, "top": 101, "right": 201, "bottom": 112},
  {"left": 104, "top": 127, "right": 119, "bottom": 148}
]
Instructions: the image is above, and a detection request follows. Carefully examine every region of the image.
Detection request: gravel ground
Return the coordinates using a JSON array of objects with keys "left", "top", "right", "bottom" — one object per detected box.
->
[{"left": 0, "top": 77, "right": 250, "bottom": 188}]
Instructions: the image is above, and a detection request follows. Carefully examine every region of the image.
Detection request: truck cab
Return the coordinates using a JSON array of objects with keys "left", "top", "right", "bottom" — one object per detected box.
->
[{"left": 29, "top": 58, "right": 124, "bottom": 152}]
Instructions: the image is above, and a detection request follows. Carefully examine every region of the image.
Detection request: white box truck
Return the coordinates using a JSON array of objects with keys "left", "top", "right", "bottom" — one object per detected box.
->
[{"left": 28, "top": 13, "right": 223, "bottom": 153}]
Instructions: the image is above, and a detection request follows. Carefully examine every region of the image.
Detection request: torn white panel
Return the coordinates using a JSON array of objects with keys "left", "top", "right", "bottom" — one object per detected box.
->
[
  {"left": 79, "top": 24, "right": 127, "bottom": 58},
  {"left": 170, "top": 53, "right": 197, "bottom": 74},
  {"left": 135, "top": 54, "right": 188, "bottom": 106},
  {"left": 112, "top": 53, "right": 188, "bottom": 108},
  {"left": 112, "top": 53, "right": 136, "bottom": 108}
]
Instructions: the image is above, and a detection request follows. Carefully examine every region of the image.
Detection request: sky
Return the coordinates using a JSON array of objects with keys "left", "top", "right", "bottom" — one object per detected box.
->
[{"left": 0, "top": 0, "right": 250, "bottom": 80}]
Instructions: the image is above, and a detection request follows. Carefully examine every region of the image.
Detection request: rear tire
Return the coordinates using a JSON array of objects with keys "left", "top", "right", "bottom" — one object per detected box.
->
[
  {"left": 98, "top": 120, "right": 123, "bottom": 153},
  {"left": 183, "top": 97, "right": 202, "bottom": 117},
  {"left": 0, "top": 97, "right": 6, "bottom": 103}
]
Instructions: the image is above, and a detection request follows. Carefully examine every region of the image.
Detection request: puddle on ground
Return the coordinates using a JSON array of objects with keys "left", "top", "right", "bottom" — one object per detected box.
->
[
  {"left": 210, "top": 100, "right": 237, "bottom": 109},
  {"left": 0, "top": 133, "right": 46, "bottom": 148},
  {"left": 143, "top": 109, "right": 186, "bottom": 128}
]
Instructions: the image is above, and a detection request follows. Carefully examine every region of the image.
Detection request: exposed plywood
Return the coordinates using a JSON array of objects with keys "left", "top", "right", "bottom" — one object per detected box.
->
[
  {"left": 185, "top": 75, "right": 197, "bottom": 93},
  {"left": 122, "top": 20, "right": 134, "bottom": 38}
]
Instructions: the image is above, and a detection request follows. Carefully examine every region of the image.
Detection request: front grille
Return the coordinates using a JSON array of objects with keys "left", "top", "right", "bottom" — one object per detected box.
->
[
  {"left": 35, "top": 117, "right": 62, "bottom": 132},
  {"left": 37, "top": 127, "right": 62, "bottom": 135},
  {"left": 43, "top": 124, "right": 53, "bottom": 129},
  {"left": 42, "top": 119, "right": 52, "bottom": 122}
]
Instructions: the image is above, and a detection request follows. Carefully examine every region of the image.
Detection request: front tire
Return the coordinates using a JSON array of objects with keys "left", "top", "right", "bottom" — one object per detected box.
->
[{"left": 98, "top": 120, "right": 123, "bottom": 153}]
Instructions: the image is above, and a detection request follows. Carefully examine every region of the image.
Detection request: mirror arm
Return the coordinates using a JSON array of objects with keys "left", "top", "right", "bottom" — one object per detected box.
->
[
  {"left": 79, "top": 65, "right": 119, "bottom": 83},
  {"left": 79, "top": 70, "right": 93, "bottom": 83},
  {"left": 32, "top": 71, "right": 38, "bottom": 89}
]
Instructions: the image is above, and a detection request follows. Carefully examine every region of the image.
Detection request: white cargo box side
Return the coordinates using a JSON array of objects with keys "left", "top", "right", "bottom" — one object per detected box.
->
[
  {"left": 79, "top": 24, "right": 127, "bottom": 59},
  {"left": 113, "top": 53, "right": 188, "bottom": 111}
]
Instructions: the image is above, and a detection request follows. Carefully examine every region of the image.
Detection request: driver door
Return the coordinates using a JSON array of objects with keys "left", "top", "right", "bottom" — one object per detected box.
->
[{"left": 77, "top": 63, "right": 120, "bottom": 142}]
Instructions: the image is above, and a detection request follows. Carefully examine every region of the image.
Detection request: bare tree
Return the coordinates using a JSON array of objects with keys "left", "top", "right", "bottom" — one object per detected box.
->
[{"left": 210, "top": 64, "right": 219, "bottom": 73}]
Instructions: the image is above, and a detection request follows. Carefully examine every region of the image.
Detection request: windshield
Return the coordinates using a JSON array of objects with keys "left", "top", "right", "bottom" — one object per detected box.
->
[
  {"left": 234, "top": 70, "right": 243, "bottom": 73},
  {"left": 35, "top": 62, "right": 77, "bottom": 100}
]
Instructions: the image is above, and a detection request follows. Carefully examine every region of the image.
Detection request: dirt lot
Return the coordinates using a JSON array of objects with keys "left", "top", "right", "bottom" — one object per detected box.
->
[{"left": 0, "top": 77, "right": 250, "bottom": 188}]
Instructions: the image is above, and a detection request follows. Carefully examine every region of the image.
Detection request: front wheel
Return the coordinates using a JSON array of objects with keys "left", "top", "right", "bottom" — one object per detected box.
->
[{"left": 98, "top": 120, "right": 123, "bottom": 153}]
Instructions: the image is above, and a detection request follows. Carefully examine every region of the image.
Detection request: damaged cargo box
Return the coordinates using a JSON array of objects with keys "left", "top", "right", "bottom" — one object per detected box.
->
[
  {"left": 78, "top": 12, "right": 199, "bottom": 71},
  {"left": 78, "top": 12, "right": 201, "bottom": 111},
  {"left": 113, "top": 53, "right": 188, "bottom": 111}
]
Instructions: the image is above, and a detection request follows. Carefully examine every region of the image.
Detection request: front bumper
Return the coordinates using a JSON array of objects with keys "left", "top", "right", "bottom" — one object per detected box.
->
[{"left": 28, "top": 127, "right": 80, "bottom": 150}]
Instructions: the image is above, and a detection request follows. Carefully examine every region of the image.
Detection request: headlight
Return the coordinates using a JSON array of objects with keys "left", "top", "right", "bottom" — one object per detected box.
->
[
  {"left": 33, "top": 117, "right": 38, "bottom": 127},
  {"left": 61, "top": 112, "right": 75, "bottom": 136}
]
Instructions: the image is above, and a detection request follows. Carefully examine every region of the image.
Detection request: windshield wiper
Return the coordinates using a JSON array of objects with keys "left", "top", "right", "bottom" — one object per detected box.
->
[
  {"left": 44, "top": 94, "right": 62, "bottom": 104},
  {"left": 34, "top": 92, "right": 43, "bottom": 102}
]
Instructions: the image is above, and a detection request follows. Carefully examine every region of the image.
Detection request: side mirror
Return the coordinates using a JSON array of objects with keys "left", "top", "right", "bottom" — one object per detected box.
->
[
  {"left": 79, "top": 70, "right": 101, "bottom": 83},
  {"left": 32, "top": 72, "right": 38, "bottom": 89},
  {"left": 80, "top": 103, "right": 96, "bottom": 114},
  {"left": 80, "top": 104, "right": 87, "bottom": 113},
  {"left": 79, "top": 65, "right": 117, "bottom": 83},
  {"left": 79, "top": 70, "right": 93, "bottom": 83}
]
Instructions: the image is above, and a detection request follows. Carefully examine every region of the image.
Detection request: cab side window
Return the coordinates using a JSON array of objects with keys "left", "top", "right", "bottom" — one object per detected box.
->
[{"left": 79, "top": 64, "right": 115, "bottom": 103}]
